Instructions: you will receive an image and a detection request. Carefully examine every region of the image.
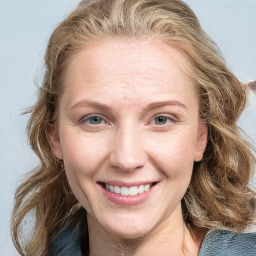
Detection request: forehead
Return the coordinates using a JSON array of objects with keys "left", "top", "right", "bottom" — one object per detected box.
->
[{"left": 62, "top": 37, "right": 197, "bottom": 105}]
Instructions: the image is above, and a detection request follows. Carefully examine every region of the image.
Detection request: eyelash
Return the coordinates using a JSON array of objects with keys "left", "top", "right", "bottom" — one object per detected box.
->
[
  {"left": 146, "top": 114, "right": 178, "bottom": 129},
  {"left": 79, "top": 113, "right": 178, "bottom": 128},
  {"left": 153, "top": 114, "right": 178, "bottom": 125},
  {"left": 79, "top": 114, "right": 108, "bottom": 126}
]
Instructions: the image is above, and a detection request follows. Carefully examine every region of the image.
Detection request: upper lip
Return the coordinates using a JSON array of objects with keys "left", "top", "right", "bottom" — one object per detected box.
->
[{"left": 97, "top": 180, "right": 159, "bottom": 187}]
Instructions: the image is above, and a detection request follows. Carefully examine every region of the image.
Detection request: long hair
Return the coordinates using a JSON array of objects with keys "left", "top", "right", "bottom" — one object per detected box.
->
[{"left": 11, "top": 0, "right": 256, "bottom": 255}]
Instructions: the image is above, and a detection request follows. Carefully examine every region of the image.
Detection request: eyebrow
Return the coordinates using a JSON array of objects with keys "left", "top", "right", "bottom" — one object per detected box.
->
[
  {"left": 70, "top": 99, "right": 188, "bottom": 113},
  {"left": 144, "top": 100, "right": 188, "bottom": 112},
  {"left": 70, "top": 100, "right": 112, "bottom": 112}
]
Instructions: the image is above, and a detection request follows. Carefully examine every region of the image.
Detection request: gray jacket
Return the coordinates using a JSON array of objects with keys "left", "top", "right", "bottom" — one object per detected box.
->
[
  {"left": 50, "top": 228, "right": 256, "bottom": 255},
  {"left": 198, "top": 229, "right": 256, "bottom": 256}
]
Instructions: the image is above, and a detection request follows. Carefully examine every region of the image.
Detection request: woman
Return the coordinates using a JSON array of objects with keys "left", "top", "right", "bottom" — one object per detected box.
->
[{"left": 11, "top": 0, "right": 256, "bottom": 255}]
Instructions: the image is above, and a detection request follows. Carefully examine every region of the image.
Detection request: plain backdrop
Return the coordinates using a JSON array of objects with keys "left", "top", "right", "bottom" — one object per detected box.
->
[{"left": 1, "top": 0, "right": 255, "bottom": 255}]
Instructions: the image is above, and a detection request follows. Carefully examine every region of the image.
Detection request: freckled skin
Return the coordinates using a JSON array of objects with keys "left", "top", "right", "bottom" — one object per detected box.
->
[{"left": 48, "top": 38, "right": 207, "bottom": 253}]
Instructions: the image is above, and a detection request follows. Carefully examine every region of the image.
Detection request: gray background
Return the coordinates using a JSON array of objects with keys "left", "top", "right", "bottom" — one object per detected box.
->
[{"left": 1, "top": 0, "right": 255, "bottom": 254}]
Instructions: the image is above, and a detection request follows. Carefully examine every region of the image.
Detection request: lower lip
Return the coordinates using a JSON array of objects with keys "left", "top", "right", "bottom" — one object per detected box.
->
[{"left": 98, "top": 184, "right": 158, "bottom": 206}]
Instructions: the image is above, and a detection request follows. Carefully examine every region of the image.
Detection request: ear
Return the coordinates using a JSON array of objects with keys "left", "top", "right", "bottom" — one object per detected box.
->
[
  {"left": 194, "top": 119, "right": 208, "bottom": 162},
  {"left": 46, "top": 123, "right": 63, "bottom": 159}
]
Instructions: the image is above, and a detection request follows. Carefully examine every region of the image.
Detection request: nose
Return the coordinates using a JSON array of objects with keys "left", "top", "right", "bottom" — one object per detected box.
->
[{"left": 109, "top": 124, "right": 147, "bottom": 171}]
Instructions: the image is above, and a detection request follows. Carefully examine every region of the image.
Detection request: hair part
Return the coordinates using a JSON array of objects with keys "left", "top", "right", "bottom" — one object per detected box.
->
[{"left": 12, "top": 0, "right": 256, "bottom": 255}]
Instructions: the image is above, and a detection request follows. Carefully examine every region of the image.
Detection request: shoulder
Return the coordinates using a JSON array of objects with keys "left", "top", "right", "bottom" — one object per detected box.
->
[
  {"left": 49, "top": 226, "right": 81, "bottom": 256},
  {"left": 198, "top": 229, "right": 256, "bottom": 256},
  {"left": 48, "top": 208, "right": 87, "bottom": 256}
]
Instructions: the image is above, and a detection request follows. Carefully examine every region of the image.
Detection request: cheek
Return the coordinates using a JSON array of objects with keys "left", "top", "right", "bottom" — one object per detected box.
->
[
  {"left": 59, "top": 131, "right": 110, "bottom": 213},
  {"left": 60, "top": 130, "right": 110, "bottom": 176},
  {"left": 145, "top": 129, "right": 197, "bottom": 176}
]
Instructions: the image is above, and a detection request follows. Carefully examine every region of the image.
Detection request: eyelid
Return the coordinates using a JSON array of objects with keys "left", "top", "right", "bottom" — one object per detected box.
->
[
  {"left": 147, "top": 113, "right": 178, "bottom": 126},
  {"left": 154, "top": 113, "right": 178, "bottom": 121},
  {"left": 79, "top": 114, "right": 110, "bottom": 125}
]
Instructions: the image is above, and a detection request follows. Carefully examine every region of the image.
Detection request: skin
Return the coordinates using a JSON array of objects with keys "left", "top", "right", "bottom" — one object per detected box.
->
[{"left": 48, "top": 37, "right": 208, "bottom": 256}]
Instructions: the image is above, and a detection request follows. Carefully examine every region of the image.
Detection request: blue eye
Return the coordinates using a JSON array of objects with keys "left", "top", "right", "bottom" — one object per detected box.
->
[
  {"left": 85, "top": 116, "right": 103, "bottom": 125},
  {"left": 152, "top": 115, "right": 177, "bottom": 126},
  {"left": 154, "top": 116, "right": 169, "bottom": 125},
  {"left": 78, "top": 114, "right": 110, "bottom": 130}
]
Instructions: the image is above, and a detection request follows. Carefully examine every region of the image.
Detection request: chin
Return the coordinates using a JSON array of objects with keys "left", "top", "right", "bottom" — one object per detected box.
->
[
  {"left": 99, "top": 213, "right": 156, "bottom": 240},
  {"left": 107, "top": 226, "right": 152, "bottom": 240}
]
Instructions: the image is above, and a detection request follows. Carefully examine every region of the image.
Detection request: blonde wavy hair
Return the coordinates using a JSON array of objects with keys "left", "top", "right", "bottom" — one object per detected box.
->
[{"left": 11, "top": 0, "right": 256, "bottom": 255}]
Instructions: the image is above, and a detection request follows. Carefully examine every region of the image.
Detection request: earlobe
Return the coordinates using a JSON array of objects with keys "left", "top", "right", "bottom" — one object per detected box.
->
[
  {"left": 46, "top": 123, "right": 63, "bottom": 159},
  {"left": 194, "top": 120, "right": 208, "bottom": 162}
]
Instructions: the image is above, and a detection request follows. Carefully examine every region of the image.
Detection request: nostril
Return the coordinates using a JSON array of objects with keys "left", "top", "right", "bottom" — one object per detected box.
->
[{"left": 109, "top": 151, "right": 147, "bottom": 171}]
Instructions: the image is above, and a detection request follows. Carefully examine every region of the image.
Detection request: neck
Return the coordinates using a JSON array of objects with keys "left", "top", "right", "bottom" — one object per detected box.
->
[{"left": 87, "top": 206, "right": 204, "bottom": 256}]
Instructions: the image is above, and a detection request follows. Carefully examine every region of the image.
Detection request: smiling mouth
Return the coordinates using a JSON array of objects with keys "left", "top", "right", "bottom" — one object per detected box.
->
[{"left": 99, "top": 182, "right": 158, "bottom": 196}]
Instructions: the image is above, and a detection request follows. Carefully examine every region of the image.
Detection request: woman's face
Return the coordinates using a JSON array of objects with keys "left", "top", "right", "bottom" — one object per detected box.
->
[{"left": 49, "top": 38, "right": 207, "bottom": 239}]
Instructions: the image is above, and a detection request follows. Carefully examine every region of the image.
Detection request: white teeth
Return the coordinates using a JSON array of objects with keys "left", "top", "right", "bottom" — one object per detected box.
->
[
  {"left": 129, "top": 186, "right": 139, "bottom": 196},
  {"left": 138, "top": 185, "right": 144, "bottom": 194},
  {"left": 120, "top": 187, "right": 129, "bottom": 196},
  {"left": 144, "top": 184, "right": 150, "bottom": 192},
  {"left": 114, "top": 186, "right": 121, "bottom": 194},
  {"left": 104, "top": 183, "right": 153, "bottom": 196}
]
